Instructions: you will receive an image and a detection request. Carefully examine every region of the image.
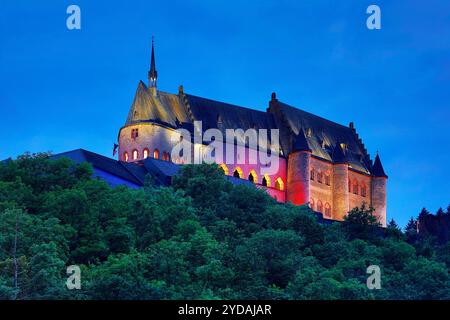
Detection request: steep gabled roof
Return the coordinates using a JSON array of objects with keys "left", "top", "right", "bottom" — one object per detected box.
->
[
  {"left": 292, "top": 130, "right": 311, "bottom": 152},
  {"left": 125, "top": 82, "right": 190, "bottom": 127},
  {"left": 184, "top": 94, "right": 277, "bottom": 132},
  {"left": 272, "top": 100, "right": 371, "bottom": 174},
  {"left": 372, "top": 154, "right": 388, "bottom": 178},
  {"left": 331, "top": 143, "right": 348, "bottom": 164}
]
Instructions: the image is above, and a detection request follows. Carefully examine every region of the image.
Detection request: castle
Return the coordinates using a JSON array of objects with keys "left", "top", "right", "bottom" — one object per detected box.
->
[{"left": 117, "top": 42, "right": 388, "bottom": 226}]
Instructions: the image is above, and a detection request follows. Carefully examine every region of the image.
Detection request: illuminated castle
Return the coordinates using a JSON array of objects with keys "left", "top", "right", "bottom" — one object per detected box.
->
[{"left": 117, "top": 42, "right": 388, "bottom": 225}]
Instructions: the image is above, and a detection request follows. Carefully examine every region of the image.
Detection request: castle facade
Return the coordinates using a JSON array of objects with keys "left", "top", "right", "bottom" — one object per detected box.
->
[{"left": 117, "top": 43, "right": 388, "bottom": 226}]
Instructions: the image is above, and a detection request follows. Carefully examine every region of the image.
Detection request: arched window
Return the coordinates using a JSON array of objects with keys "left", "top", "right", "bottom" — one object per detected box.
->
[
  {"left": 219, "top": 164, "right": 229, "bottom": 175},
  {"left": 233, "top": 167, "right": 243, "bottom": 178},
  {"left": 361, "top": 183, "right": 367, "bottom": 197},
  {"left": 317, "top": 200, "right": 323, "bottom": 213},
  {"left": 132, "top": 149, "right": 138, "bottom": 160},
  {"left": 262, "top": 174, "right": 271, "bottom": 187},
  {"left": 123, "top": 152, "right": 129, "bottom": 162},
  {"left": 325, "top": 174, "right": 331, "bottom": 186},
  {"left": 162, "top": 151, "right": 169, "bottom": 161},
  {"left": 248, "top": 170, "right": 258, "bottom": 183},
  {"left": 310, "top": 198, "right": 315, "bottom": 211},
  {"left": 348, "top": 179, "right": 352, "bottom": 192},
  {"left": 310, "top": 168, "right": 315, "bottom": 181},
  {"left": 352, "top": 179, "right": 359, "bottom": 195},
  {"left": 143, "top": 148, "right": 149, "bottom": 159},
  {"left": 317, "top": 172, "right": 323, "bottom": 183},
  {"left": 275, "top": 177, "right": 284, "bottom": 191},
  {"left": 324, "top": 203, "right": 331, "bottom": 218},
  {"left": 153, "top": 149, "right": 159, "bottom": 159}
]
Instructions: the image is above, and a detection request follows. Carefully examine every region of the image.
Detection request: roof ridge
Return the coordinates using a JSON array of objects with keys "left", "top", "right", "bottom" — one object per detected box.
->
[
  {"left": 278, "top": 100, "right": 353, "bottom": 132},
  {"left": 185, "top": 93, "right": 268, "bottom": 115}
]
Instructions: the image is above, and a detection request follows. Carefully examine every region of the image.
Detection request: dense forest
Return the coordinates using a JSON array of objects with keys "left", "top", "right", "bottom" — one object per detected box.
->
[{"left": 0, "top": 153, "right": 449, "bottom": 300}]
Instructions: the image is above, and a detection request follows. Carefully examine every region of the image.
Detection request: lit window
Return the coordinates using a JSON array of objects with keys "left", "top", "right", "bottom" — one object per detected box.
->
[
  {"left": 143, "top": 148, "right": 149, "bottom": 159},
  {"left": 233, "top": 167, "right": 243, "bottom": 178},
  {"left": 262, "top": 175, "right": 271, "bottom": 187},
  {"left": 275, "top": 177, "right": 284, "bottom": 191},
  {"left": 248, "top": 170, "right": 258, "bottom": 183},
  {"left": 219, "top": 164, "right": 229, "bottom": 175},
  {"left": 153, "top": 149, "right": 159, "bottom": 159},
  {"left": 132, "top": 149, "right": 138, "bottom": 160},
  {"left": 123, "top": 152, "right": 129, "bottom": 162}
]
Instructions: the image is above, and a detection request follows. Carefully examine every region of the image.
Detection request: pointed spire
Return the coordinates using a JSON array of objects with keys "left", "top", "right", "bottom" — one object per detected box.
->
[
  {"left": 372, "top": 153, "right": 388, "bottom": 178},
  {"left": 292, "top": 130, "right": 311, "bottom": 152},
  {"left": 148, "top": 36, "right": 158, "bottom": 88},
  {"left": 332, "top": 143, "right": 348, "bottom": 164}
]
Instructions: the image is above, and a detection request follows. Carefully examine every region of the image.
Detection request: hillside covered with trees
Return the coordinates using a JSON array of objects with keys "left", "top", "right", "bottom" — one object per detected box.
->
[{"left": 0, "top": 153, "right": 449, "bottom": 299}]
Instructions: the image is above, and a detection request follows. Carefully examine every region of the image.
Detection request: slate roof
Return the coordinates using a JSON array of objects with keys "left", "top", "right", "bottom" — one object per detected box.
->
[
  {"left": 292, "top": 130, "right": 311, "bottom": 152},
  {"left": 51, "top": 149, "right": 143, "bottom": 186},
  {"left": 372, "top": 154, "right": 388, "bottom": 178},
  {"left": 50, "top": 149, "right": 256, "bottom": 188},
  {"left": 123, "top": 85, "right": 382, "bottom": 176},
  {"left": 272, "top": 101, "right": 372, "bottom": 174},
  {"left": 125, "top": 82, "right": 191, "bottom": 127},
  {"left": 184, "top": 94, "right": 277, "bottom": 132}
]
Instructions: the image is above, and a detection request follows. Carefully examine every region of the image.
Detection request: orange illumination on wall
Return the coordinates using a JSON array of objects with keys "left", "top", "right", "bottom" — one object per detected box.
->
[
  {"left": 219, "top": 164, "right": 229, "bottom": 175},
  {"left": 275, "top": 177, "right": 284, "bottom": 191},
  {"left": 232, "top": 167, "right": 243, "bottom": 178},
  {"left": 248, "top": 170, "right": 258, "bottom": 183}
]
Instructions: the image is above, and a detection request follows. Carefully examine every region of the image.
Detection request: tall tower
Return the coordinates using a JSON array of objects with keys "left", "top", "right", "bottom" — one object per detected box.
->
[
  {"left": 287, "top": 131, "right": 311, "bottom": 205},
  {"left": 332, "top": 143, "right": 349, "bottom": 221},
  {"left": 148, "top": 37, "right": 158, "bottom": 96},
  {"left": 371, "top": 153, "right": 388, "bottom": 226}
]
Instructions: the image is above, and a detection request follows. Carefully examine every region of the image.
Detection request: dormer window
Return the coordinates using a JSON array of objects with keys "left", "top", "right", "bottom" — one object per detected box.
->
[{"left": 306, "top": 128, "right": 313, "bottom": 138}]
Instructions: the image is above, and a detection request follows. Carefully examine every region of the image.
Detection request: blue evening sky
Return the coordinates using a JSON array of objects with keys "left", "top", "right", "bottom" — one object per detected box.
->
[{"left": 1, "top": 1, "right": 449, "bottom": 227}]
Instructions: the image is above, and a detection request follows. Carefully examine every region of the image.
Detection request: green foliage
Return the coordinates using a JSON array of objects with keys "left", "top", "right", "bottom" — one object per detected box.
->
[{"left": 0, "top": 156, "right": 449, "bottom": 300}]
